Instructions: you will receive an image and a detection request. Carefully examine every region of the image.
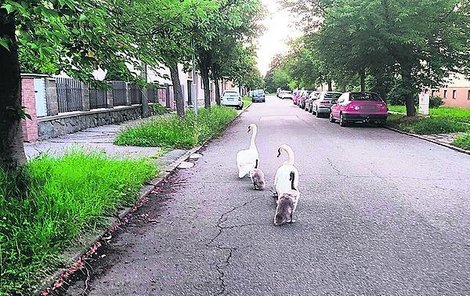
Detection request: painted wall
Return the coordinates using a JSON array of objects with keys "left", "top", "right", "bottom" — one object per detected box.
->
[{"left": 434, "top": 73, "right": 470, "bottom": 108}]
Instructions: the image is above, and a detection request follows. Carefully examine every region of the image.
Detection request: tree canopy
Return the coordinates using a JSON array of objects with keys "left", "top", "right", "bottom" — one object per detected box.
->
[{"left": 276, "top": 0, "right": 469, "bottom": 115}]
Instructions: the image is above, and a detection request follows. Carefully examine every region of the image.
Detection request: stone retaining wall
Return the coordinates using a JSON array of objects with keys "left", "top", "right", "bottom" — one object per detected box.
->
[{"left": 37, "top": 106, "right": 146, "bottom": 140}]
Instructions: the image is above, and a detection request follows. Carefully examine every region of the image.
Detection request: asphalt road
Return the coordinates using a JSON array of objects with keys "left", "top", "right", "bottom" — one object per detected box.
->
[{"left": 85, "top": 96, "right": 470, "bottom": 296}]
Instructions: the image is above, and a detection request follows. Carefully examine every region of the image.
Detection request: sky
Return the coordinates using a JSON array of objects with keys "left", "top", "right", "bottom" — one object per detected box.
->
[{"left": 256, "top": 0, "right": 302, "bottom": 76}]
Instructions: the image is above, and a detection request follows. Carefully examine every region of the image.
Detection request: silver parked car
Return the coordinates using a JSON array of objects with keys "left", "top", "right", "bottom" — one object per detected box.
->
[
  {"left": 305, "top": 91, "right": 320, "bottom": 112},
  {"left": 312, "top": 91, "right": 342, "bottom": 117}
]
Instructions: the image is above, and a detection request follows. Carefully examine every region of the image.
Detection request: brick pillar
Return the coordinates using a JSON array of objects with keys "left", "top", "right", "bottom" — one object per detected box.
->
[
  {"left": 21, "top": 77, "right": 38, "bottom": 143},
  {"left": 45, "top": 77, "right": 59, "bottom": 116},
  {"left": 165, "top": 83, "right": 170, "bottom": 108},
  {"left": 106, "top": 82, "right": 114, "bottom": 108},
  {"left": 81, "top": 82, "right": 90, "bottom": 111}
]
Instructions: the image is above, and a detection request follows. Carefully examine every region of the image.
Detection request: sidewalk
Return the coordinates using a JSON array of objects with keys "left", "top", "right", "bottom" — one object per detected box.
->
[{"left": 24, "top": 118, "right": 189, "bottom": 168}]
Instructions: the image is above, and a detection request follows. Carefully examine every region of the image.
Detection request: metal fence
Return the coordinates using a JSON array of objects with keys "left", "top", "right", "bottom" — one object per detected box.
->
[
  {"left": 129, "top": 84, "right": 142, "bottom": 105},
  {"left": 112, "top": 81, "right": 127, "bottom": 106},
  {"left": 56, "top": 77, "right": 83, "bottom": 113},
  {"left": 54, "top": 79, "right": 166, "bottom": 112},
  {"left": 147, "top": 87, "right": 157, "bottom": 103},
  {"left": 89, "top": 86, "right": 108, "bottom": 109}
]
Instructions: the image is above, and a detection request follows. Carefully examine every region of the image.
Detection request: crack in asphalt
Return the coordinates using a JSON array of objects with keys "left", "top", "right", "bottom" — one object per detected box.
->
[
  {"left": 206, "top": 196, "right": 263, "bottom": 295},
  {"left": 327, "top": 157, "right": 343, "bottom": 176}
]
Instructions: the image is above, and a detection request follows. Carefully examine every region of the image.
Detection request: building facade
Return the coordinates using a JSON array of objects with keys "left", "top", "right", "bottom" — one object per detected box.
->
[{"left": 433, "top": 73, "right": 470, "bottom": 108}]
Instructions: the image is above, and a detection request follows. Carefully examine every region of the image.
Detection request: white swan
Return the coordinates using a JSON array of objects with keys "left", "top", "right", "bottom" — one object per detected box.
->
[
  {"left": 236, "top": 124, "right": 259, "bottom": 178},
  {"left": 274, "top": 144, "right": 299, "bottom": 197}
]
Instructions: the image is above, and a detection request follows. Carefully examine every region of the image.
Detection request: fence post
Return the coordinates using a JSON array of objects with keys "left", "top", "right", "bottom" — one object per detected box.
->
[
  {"left": 81, "top": 82, "right": 90, "bottom": 111},
  {"left": 165, "top": 83, "right": 170, "bottom": 108},
  {"left": 106, "top": 82, "right": 114, "bottom": 108},
  {"left": 125, "top": 82, "right": 132, "bottom": 106},
  {"left": 141, "top": 85, "right": 150, "bottom": 117},
  {"left": 45, "top": 77, "right": 59, "bottom": 116}
]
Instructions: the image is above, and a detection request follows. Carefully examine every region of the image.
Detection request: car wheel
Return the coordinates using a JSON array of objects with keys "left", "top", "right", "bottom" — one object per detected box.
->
[
  {"left": 316, "top": 110, "right": 320, "bottom": 118},
  {"left": 339, "top": 113, "right": 348, "bottom": 127},
  {"left": 329, "top": 113, "right": 335, "bottom": 123}
]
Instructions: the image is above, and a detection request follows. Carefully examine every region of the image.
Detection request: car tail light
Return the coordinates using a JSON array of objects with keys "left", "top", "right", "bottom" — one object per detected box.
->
[
  {"left": 378, "top": 104, "right": 387, "bottom": 111},
  {"left": 346, "top": 104, "right": 359, "bottom": 111}
]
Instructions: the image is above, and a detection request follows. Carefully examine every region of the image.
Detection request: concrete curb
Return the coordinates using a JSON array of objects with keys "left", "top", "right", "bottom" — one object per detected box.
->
[
  {"left": 385, "top": 126, "right": 470, "bottom": 155},
  {"left": 38, "top": 104, "right": 251, "bottom": 295}
]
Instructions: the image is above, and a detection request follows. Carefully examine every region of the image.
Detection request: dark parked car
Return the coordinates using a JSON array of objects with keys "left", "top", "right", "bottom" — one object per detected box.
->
[
  {"left": 251, "top": 89, "right": 266, "bottom": 102},
  {"left": 330, "top": 92, "right": 388, "bottom": 126},
  {"left": 312, "top": 91, "right": 342, "bottom": 117}
]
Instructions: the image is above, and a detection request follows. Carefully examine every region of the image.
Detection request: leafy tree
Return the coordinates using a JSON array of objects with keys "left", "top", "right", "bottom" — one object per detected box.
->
[
  {"left": 1, "top": 1, "right": 137, "bottom": 171},
  {"left": 110, "top": 0, "right": 216, "bottom": 117},
  {"left": 194, "top": 0, "right": 263, "bottom": 108},
  {"left": 264, "top": 55, "right": 292, "bottom": 93},
  {"left": 284, "top": 0, "right": 469, "bottom": 116}
]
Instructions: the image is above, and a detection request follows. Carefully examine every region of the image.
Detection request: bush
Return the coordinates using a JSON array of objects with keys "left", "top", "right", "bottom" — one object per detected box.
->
[
  {"left": 429, "top": 96, "right": 444, "bottom": 108},
  {"left": 152, "top": 103, "right": 168, "bottom": 115},
  {"left": 0, "top": 152, "right": 156, "bottom": 295},
  {"left": 452, "top": 133, "right": 470, "bottom": 150}
]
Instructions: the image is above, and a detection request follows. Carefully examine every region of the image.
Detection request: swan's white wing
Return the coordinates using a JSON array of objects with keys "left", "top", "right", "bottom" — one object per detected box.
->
[
  {"left": 274, "top": 164, "right": 299, "bottom": 196},
  {"left": 236, "top": 149, "right": 258, "bottom": 178}
]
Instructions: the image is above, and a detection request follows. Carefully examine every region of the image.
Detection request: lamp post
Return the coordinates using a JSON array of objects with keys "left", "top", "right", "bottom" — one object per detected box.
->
[{"left": 191, "top": 38, "right": 198, "bottom": 116}]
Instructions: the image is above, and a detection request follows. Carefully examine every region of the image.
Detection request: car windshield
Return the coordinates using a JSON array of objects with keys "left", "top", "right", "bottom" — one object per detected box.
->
[
  {"left": 324, "top": 93, "right": 342, "bottom": 99},
  {"left": 253, "top": 90, "right": 264, "bottom": 95},
  {"left": 350, "top": 92, "right": 383, "bottom": 101}
]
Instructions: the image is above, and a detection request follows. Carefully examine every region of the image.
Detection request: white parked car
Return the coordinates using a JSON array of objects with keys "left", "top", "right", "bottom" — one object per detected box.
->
[{"left": 221, "top": 90, "right": 243, "bottom": 110}]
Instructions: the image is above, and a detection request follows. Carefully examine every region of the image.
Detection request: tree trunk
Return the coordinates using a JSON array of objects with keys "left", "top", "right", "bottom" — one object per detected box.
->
[
  {"left": 0, "top": 10, "right": 27, "bottom": 172},
  {"left": 198, "top": 51, "right": 211, "bottom": 109},
  {"left": 214, "top": 78, "right": 221, "bottom": 106},
  {"left": 199, "top": 63, "right": 211, "bottom": 109},
  {"left": 169, "top": 62, "right": 185, "bottom": 118},
  {"left": 327, "top": 80, "right": 332, "bottom": 91},
  {"left": 401, "top": 65, "right": 416, "bottom": 116},
  {"left": 360, "top": 70, "right": 366, "bottom": 92}
]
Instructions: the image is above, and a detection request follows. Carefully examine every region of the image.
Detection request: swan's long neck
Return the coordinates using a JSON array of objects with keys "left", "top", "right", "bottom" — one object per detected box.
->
[
  {"left": 249, "top": 126, "right": 257, "bottom": 149},
  {"left": 283, "top": 146, "right": 294, "bottom": 165}
]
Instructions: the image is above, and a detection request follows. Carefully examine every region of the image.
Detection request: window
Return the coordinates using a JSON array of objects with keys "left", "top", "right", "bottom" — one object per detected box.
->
[
  {"left": 452, "top": 90, "right": 457, "bottom": 100},
  {"left": 324, "top": 92, "right": 342, "bottom": 99},
  {"left": 337, "top": 93, "right": 347, "bottom": 103},
  {"left": 444, "top": 90, "right": 447, "bottom": 98},
  {"left": 468, "top": 90, "right": 470, "bottom": 100},
  {"left": 350, "top": 92, "right": 382, "bottom": 101}
]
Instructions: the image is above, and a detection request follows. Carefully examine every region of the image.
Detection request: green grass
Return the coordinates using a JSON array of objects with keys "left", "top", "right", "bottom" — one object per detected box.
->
[
  {"left": 388, "top": 105, "right": 407, "bottom": 113},
  {"left": 387, "top": 105, "right": 470, "bottom": 134},
  {"left": 398, "top": 117, "right": 470, "bottom": 134},
  {"left": 243, "top": 96, "right": 252, "bottom": 109},
  {"left": 115, "top": 106, "right": 237, "bottom": 148},
  {"left": 428, "top": 107, "right": 470, "bottom": 123},
  {"left": 0, "top": 151, "right": 156, "bottom": 295},
  {"left": 452, "top": 133, "right": 470, "bottom": 150},
  {"left": 389, "top": 105, "right": 470, "bottom": 122}
]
